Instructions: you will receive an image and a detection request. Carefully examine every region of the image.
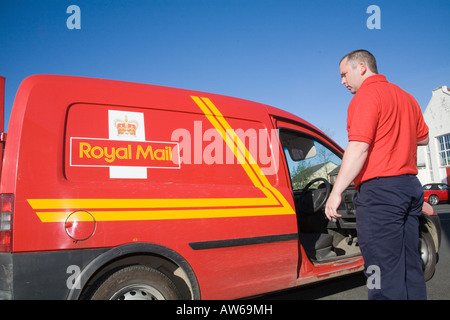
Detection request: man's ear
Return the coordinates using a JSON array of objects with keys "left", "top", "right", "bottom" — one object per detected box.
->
[{"left": 359, "top": 62, "right": 368, "bottom": 76}]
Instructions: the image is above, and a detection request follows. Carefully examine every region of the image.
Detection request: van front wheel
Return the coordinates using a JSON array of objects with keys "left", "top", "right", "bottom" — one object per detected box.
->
[
  {"left": 90, "top": 265, "right": 181, "bottom": 300},
  {"left": 420, "top": 231, "right": 436, "bottom": 282}
]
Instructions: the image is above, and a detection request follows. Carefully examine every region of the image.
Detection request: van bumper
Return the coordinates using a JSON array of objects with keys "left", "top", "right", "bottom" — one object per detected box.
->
[
  {"left": 0, "top": 253, "right": 12, "bottom": 299},
  {"left": 0, "top": 248, "right": 108, "bottom": 300}
]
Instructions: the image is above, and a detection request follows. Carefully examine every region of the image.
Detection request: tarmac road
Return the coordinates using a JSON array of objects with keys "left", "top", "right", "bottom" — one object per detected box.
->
[{"left": 262, "top": 203, "right": 450, "bottom": 300}]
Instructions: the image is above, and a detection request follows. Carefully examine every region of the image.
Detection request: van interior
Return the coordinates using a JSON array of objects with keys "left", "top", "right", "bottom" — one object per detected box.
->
[{"left": 279, "top": 128, "right": 361, "bottom": 263}]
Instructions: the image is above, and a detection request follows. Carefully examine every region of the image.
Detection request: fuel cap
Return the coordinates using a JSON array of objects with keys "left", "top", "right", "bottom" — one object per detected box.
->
[{"left": 64, "top": 210, "right": 96, "bottom": 241}]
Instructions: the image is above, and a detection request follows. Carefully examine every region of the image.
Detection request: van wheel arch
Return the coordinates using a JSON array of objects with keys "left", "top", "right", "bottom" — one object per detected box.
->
[{"left": 69, "top": 243, "right": 200, "bottom": 300}]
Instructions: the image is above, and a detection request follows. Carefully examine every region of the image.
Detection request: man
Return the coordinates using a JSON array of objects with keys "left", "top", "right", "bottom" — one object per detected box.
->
[{"left": 325, "top": 50, "right": 429, "bottom": 299}]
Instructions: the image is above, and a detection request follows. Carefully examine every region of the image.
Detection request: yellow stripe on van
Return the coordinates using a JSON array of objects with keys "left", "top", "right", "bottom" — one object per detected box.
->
[
  {"left": 191, "top": 96, "right": 294, "bottom": 212},
  {"left": 27, "top": 196, "right": 279, "bottom": 210},
  {"left": 28, "top": 96, "right": 295, "bottom": 223},
  {"left": 35, "top": 206, "right": 292, "bottom": 223}
]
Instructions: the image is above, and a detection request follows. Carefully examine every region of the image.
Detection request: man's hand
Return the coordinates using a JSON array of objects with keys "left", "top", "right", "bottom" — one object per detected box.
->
[
  {"left": 324, "top": 141, "right": 369, "bottom": 221},
  {"left": 325, "top": 191, "right": 343, "bottom": 221}
]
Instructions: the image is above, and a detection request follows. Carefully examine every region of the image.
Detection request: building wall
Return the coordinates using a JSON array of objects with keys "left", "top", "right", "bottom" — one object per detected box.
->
[{"left": 417, "top": 86, "right": 450, "bottom": 185}]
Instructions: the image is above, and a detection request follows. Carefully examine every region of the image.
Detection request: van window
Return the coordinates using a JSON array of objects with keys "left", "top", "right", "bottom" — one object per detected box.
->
[{"left": 279, "top": 129, "right": 342, "bottom": 190}]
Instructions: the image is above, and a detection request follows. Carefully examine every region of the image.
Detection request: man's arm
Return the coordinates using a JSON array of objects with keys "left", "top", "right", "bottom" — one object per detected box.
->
[
  {"left": 418, "top": 136, "right": 429, "bottom": 146},
  {"left": 325, "top": 141, "right": 370, "bottom": 220}
]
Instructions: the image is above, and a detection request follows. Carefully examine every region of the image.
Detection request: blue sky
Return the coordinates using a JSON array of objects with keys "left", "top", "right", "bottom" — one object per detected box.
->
[{"left": 1, "top": 0, "right": 449, "bottom": 147}]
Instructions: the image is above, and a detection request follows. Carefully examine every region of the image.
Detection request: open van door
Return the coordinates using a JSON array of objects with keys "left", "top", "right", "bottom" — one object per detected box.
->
[{"left": 0, "top": 76, "right": 6, "bottom": 178}]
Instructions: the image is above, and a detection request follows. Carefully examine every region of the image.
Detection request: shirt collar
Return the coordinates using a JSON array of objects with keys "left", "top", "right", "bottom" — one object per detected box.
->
[{"left": 360, "top": 74, "right": 388, "bottom": 90}]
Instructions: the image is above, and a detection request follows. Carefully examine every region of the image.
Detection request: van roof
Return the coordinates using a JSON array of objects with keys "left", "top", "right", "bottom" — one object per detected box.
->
[
  {"left": 16, "top": 74, "right": 308, "bottom": 120},
  {"left": 11, "top": 74, "right": 341, "bottom": 152}
]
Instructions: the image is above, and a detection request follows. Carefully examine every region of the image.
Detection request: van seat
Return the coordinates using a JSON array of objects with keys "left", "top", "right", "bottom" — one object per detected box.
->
[{"left": 299, "top": 233, "right": 336, "bottom": 261}]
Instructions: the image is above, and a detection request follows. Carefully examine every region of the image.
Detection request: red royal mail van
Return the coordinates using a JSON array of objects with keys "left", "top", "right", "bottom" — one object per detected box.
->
[{"left": 0, "top": 75, "right": 441, "bottom": 299}]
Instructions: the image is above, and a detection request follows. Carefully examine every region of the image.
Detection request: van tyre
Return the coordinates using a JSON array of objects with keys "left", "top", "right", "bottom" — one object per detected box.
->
[
  {"left": 90, "top": 265, "right": 181, "bottom": 300},
  {"left": 420, "top": 231, "right": 436, "bottom": 282}
]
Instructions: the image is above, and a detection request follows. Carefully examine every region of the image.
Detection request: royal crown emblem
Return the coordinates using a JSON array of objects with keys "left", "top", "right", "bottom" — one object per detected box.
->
[{"left": 115, "top": 115, "right": 138, "bottom": 136}]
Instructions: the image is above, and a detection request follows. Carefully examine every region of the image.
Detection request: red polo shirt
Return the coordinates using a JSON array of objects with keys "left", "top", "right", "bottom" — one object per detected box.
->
[{"left": 347, "top": 74, "right": 429, "bottom": 188}]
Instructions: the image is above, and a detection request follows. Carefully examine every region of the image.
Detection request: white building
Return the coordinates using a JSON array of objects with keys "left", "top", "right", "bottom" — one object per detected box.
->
[{"left": 417, "top": 86, "right": 450, "bottom": 185}]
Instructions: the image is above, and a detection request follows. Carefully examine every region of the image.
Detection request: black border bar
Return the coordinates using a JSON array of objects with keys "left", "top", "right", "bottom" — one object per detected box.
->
[{"left": 189, "top": 233, "right": 298, "bottom": 250}]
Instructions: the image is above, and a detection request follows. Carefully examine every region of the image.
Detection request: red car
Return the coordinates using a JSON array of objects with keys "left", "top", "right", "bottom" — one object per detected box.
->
[{"left": 424, "top": 183, "right": 449, "bottom": 205}]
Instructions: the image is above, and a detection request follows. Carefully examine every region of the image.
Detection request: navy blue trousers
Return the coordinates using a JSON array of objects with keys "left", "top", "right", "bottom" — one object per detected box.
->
[{"left": 355, "top": 175, "right": 427, "bottom": 300}]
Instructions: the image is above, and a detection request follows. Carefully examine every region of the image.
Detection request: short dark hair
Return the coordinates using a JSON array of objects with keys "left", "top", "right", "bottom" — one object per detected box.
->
[{"left": 340, "top": 50, "right": 378, "bottom": 74}]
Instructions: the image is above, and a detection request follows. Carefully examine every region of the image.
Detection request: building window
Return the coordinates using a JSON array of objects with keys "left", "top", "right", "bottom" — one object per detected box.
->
[{"left": 438, "top": 134, "right": 450, "bottom": 166}]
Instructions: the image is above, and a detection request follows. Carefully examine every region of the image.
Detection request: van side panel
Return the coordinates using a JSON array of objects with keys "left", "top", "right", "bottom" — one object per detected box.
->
[{"left": 5, "top": 75, "right": 300, "bottom": 299}]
